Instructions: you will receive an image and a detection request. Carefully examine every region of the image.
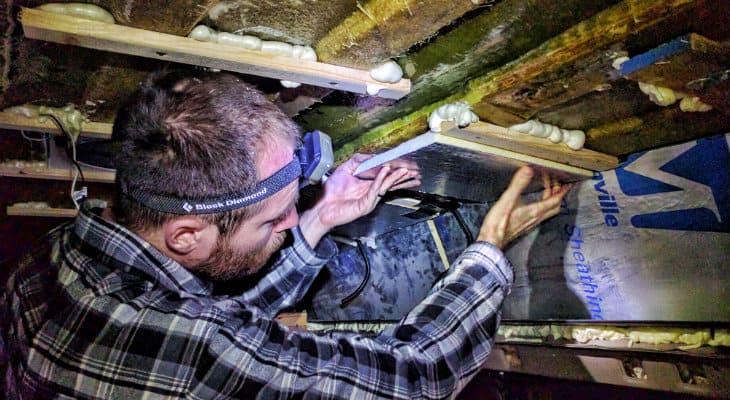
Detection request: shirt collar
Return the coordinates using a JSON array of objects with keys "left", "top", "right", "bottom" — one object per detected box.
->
[{"left": 72, "top": 199, "right": 213, "bottom": 296}]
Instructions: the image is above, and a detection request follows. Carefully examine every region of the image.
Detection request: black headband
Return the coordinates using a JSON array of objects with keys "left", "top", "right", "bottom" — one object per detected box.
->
[{"left": 121, "top": 158, "right": 301, "bottom": 214}]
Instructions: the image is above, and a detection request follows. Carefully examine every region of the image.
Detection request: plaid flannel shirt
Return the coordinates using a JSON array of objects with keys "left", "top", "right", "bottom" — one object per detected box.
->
[{"left": 1, "top": 199, "right": 513, "bottom": 399}]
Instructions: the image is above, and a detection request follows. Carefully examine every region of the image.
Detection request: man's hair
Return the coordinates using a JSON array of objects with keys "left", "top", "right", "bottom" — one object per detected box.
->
[{"left": 111, "top": 70, "right": 300, "bottom": 235}]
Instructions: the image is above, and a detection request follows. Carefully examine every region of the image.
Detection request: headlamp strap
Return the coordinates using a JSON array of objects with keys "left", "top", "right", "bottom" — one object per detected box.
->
[{"left": 123, "top": 158, "right": 301, "bottom": 214}]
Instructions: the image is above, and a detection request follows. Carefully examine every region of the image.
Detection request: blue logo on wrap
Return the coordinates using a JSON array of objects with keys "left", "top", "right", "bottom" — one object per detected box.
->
[{"left": 615, "top": 134, "right": 730, "bottom": 233}]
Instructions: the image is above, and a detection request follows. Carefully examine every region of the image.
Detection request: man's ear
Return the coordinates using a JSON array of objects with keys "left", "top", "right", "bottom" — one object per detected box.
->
[{"left": 163, "top": 216, "right": 218, "bottom": 256}]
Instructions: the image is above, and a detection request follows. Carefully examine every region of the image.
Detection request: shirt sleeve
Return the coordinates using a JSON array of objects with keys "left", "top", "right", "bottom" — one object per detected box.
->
[
  {"left": 236, "top": 226, "right": 338, "bottom": 317},
  {"left": 190, "top": 240, "right": 513, "bottom": 399},
  {"left": 15, "top": 240, "right": 512, "bottom": 399}
]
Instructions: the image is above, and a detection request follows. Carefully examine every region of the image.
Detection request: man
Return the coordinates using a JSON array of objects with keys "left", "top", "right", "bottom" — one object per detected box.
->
[{"left": 1, "top": 70, "right": 570, "bottom": 399}]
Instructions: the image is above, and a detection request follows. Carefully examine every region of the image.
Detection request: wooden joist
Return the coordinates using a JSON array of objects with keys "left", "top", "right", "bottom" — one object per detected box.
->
[
  {"left": 332, "top": 0, "right": 699, "bottom": 162},
  {"left": 483, "top": 50, "right": 620, "bottom": 121},
  {"left": 6, "top": 205, "right": 77, "bottom": 218},
  {"left": 0, "top": 112, "right": 112, "bottom": 138},
  {"left": 586, "top": 107, "right": 730, "bottom": 156},
  {"left": 19, "top": 7, "right": 411, "bottom": 100},
  {"left": 619, "top": 33, "right": 730, "bottom": 113},
  {"left": 101, "top": 0, "right": 217, "bottom": 36},
  {"left": 316, "top": 0, "right": 483, "bottom": 68},
  {"left": 0, "top": 166, "right": 115, "bottom": 183},
  {"left": 301, "top": 0, "right": 619, "bottom": 146},
  {"left": 464, "top": 0, "right": 698, "bottom": 106}
]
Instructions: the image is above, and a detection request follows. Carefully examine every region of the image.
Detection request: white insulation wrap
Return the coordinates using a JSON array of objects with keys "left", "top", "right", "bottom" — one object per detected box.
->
[{"left": 503, "top": 133, "right": 730, "bottom": 321}]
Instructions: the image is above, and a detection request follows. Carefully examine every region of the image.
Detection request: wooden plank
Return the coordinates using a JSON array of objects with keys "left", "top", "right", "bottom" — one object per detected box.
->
[
  {"left": 0, "top": 112, "right": 112, "bottom": 138},
  {"left": 354, "top": 130, "right": 593, "bottom": 203},
  {"left": 6, "top": 205, "right": 77, "bottom": 218},
  {"left": 464, "top": 0, "right": 698, "bottom": 106},
  {"left": 0, "top": 166, "right": 115, "bottom": 183},
  {"left": 19, "top": 8, "right": 411, "bottom": 100},
  {"left": 484, "top": 50, "right": 619, "bottom": 120},
  {"left": 441, "top": 121, "right": 619, "bottom": 171}
]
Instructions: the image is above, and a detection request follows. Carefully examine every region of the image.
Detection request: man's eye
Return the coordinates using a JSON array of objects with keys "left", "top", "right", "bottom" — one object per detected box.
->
[{"left": 271, "top": 211, "right": 289, "bottom": 225}]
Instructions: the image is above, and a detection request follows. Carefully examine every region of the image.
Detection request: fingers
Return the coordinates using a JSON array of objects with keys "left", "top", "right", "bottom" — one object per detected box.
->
[
  {"left": 390, "top": 177, "right": 421, "bottom": 191},
  {"left": 542, "top": 171, "right": 552, "bottom": 200},
  {"left": 389, "top": 169, "right": 421, "bottom": 191},
  {"left": 380, "top": 167, "right": 411, "bottom": 194},
  {"left": 341, "top": 153, "right": 375, "bottom": 175},
  {"left": 542, "top": 170, "right": 567, "bottom": 199},
  {"left": 496, "top": 166, "right": 534, "bottom": 208},
  {"left": 368, "top": 167, "right": 411, "bottom": 205},
  {"left": 368, "top": 165, "right": 391, "bottom": 200},
  {"left": 525, "top": 182, "right": 572, "bottom": 225},
  {"left": 387, "top": 158, "right": 419, "bottom": 171}
]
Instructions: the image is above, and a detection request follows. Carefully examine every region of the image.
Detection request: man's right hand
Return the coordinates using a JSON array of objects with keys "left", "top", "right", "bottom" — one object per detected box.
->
[
  {"left": 477, "top": 166, "right": 571, "bottom": 250},
  {"left": 299, "top": 154, "right": 420, "bottom": 248}
]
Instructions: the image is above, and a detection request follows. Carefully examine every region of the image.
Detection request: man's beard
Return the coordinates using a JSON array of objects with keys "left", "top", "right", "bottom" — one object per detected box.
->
[{"left": 195, "top": 231, "right": 286, "bottom": 281}]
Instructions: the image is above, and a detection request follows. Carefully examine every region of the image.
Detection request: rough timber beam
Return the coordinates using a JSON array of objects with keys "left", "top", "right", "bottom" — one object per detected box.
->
[
  {"left": 332, "top": 0, "right": 698, "bottom": 162},
  {"left": 100, "top": 0, "right": 215, "bottom": 36},
  {"left": 316, "top": 0, "right": 488, "bottom": 68},
  {"left": 586, "top": 107, "right": 730, "bottom": 156},
  {"left": 483, "top": 50, "right": 623, "bottom": 122},
  {"left": 463, "top": 0, "right": 697, "bottom": 107},
  {"left": 300, "top": 0, "right": 619, "bottom": 151},
  {"left": 19, "top": 7, "right": 411, "bottom": 100},
  {"left": 620, "top": 33, "right": 730, "bottom": 114}
]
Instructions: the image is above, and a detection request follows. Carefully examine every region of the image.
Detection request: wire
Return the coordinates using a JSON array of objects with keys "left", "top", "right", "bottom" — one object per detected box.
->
[
  {"left": 452, "top": 206, "right": 474, "bottom": 245},
  {"left": 42, "top": 114, "right": 87, "bottom": 208},
  {"left": 42, "top": 114, "right": 86, "bottom": 184},
  {"left": 340, "top": 238, "right": 371, "bottom": 307},
  {"left": 20, "top": 130, "right": 46, "bottom": 142}
]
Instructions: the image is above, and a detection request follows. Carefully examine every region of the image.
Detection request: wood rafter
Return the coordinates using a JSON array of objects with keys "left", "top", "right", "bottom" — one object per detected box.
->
[{"left": 334, "top": 0, "right": 699, "bottom": 161}]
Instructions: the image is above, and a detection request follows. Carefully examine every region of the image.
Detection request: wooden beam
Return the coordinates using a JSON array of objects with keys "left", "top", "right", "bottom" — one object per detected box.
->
[
  {"left": 483, "top": 50, "right": 620, "bottom": 120},
  {"left": 316, "top": 0, "right": 485, "bottom": 68},
  {"left": 301, "top": 0, "right": 618, "bottom": 147},
  {"left": 101, "top": 0, "right": 216, "bottom": 36},
  {"left": 333, "top": 0, "right": 698, "bottom": 161},
  {"left": 441, "top": 121, "right": 619, "bottom": 171},
  {"left": 532, "top": 80, "right": 656, "bottom": 131},
  {"left": 0, "top": 165, "right": 115, "bottom": 183},
  {"left": 0, "top": 112, "right": 112, "bottom": 138},
  {"left": 585, "top": 107, "right": 730, "bottom": 155},
  {"left": 463, "top": 0, "right": 697, "bottom": 106},
  {"left": 6, "top": 205, "right": 77, "bottom": 218},
  {"left": 18, "top": 7, "right": 411, "bottom": 100},
  {"left": 620, "top": 33, "right": 730, "bottom": 113}
]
